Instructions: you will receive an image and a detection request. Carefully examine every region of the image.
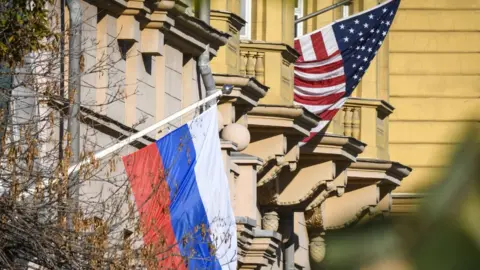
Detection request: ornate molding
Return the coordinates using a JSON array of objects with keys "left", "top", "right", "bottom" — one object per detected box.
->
[
  {"left": 248, "top": 105, "right": 318, "bottom": 136},
  {"left": 347, "top": 158, "right": 412, "bottom": 186},
  {"left": 215, "top": 74, "right": 269, "bottom": 107},
  {"left": 305, "top": 203, "right": 325, "bottom": 230},
  {"left": 261, "top": 211, "right": 279, "bottom": 231},
  {"left": 309, "top": 232, "right": 326, "bottom": 267},
  {"left": 301, "top": 133, "right": 366, "bottom": 162},
  {"left": 236, "top": 217, "right": 282, "bottom": 269},
  {"left": 257, "top": 180, "right": 278, "bottom": 206}
]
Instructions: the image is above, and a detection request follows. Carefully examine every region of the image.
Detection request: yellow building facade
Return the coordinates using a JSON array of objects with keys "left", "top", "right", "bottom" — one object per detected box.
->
[{"left": 388, "top": 0, "right": 480, "bottom": 213}]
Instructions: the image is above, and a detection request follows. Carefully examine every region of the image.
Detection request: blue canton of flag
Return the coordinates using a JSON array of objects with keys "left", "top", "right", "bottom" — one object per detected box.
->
[{"left": 335, "top": 0, "right": 400, "bottom": 95}]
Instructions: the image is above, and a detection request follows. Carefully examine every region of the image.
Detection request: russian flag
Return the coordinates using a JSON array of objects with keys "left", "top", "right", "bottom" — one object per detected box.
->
[{"left": 122, "top": 105, "right": 237, "bottom": 269}]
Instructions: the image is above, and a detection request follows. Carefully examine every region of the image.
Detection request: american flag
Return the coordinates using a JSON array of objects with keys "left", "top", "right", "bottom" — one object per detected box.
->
[{"left": 293, "top": 0, "right": 400, "bottom": 145}]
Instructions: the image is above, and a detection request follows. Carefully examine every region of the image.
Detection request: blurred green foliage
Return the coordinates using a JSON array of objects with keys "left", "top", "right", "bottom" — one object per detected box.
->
[{"left": 323, "top": 124, "right": 480, "bottom": 270}]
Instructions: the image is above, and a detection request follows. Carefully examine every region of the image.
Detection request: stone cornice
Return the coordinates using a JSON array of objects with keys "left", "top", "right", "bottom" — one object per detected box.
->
[
  {"left": 247, "top": 105, "right": 319, "bottom": 137},
  {"left": 174, "top": 13, "right": 231, "bottom": 50},
  {"left": 211, "top": 10, "right": 246, "bottom": 32},
  {"left": 221, "top": 139, "right": 238, "bottom": 151},
  {"left": 347, "top": 158, "right": 412, "bottom": 186},
  {"left": 48, "top": 99, "right": 154, "bottom": 149},
  {"left": 236, "top": 216, "right": 281, "bottom": 268},
  {"left": 92, "top": 0, "right": 230, "bottom": 57},
  {"left": 345, "top": 97, "right": 395, "bottom": 117},
  {"left": 391, "top": 193, "right": 423, "bottom": 215},
  {"left": 240, "top": 41, "right": 300, "bottom": 64},
  {"left": 301, "top": 133, "right": 366, "bottom": 162},
  {"left": 214, "top": 74, "right": 269, "bottom": 107},
  {"left": 230, "top": 152, "right": 264, "bottom": 166}
]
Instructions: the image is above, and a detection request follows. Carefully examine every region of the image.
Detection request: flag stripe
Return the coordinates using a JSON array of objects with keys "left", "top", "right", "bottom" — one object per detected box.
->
[
  {"left": 123, "top": 144, "right": 187, "bottom": 270},
  {"left": 311, "top": 31, "right": 328, "bottom": 60},
  {"left": 155, "top": 125, "right": 222, "bottom": 269},
  {"left": 294, "top": 66, "right": 345, "bottom": 81},
  {"left": 321, "top": 26, "right": 340, "bottom": 56},
  {"left": 190, "top": 108, "right": 237, "bottom": 269},
  {"left": 294, "top": 60, "right": 344, "bottom": 74},
  {"left": 294, "top": 75, "right": 346, "bottom": 88},
  {"left": 294, "top": 83, "right": 346, "bottom": 97},
  {"left": 294, "top": 92, "right": 345, "bottom": 105}
]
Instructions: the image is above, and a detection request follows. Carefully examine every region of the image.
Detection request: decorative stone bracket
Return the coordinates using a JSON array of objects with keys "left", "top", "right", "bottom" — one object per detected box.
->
[
  {"left": 271, "top": 134, "right": 366, "bottom": 209},
  {"left": 242, "top": 105, "right": 319, "bottom": 207}
]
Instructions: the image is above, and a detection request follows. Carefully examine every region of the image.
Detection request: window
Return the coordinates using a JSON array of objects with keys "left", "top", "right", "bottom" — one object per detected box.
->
[
  {"left": 240, "top": 0, "right": 251, "bottom": 40},
  {"left": 294, "top": 0, "right": 304, "bottom": 37}
]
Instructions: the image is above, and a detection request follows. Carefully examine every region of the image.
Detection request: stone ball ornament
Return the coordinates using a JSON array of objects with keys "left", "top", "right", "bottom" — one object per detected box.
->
[{"left": 221, "top": 123, "right": 251, "bottom": 151}]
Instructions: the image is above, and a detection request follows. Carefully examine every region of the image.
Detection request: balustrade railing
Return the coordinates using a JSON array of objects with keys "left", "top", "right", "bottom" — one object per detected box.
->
[
  {"left": 239, "top": 50, "right": 265, "bottom": 84},
  {"left": 341, "top": 106, "right": 361, "bottom": 140}
]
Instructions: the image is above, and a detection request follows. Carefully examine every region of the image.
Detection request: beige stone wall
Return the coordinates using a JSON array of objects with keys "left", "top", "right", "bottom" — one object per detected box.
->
[{"left": 388, "top": 0, "right": 480, "bottom": 193}]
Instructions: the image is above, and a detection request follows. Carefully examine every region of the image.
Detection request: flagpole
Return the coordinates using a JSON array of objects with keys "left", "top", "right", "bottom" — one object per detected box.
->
[
  {"left": 67, "top": 90, "right": 223, "bottom": 175},
  {"left": 295, "top": 0, "right": 352, "bottom": 25}
]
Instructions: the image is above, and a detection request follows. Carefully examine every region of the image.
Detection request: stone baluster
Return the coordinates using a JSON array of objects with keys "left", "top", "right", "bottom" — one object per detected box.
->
[
  {"left": 336, "top": 108, "right": 345, "bottom": 135},
  {"left": 352, "top": 107, "right": 360, "bottom": 140},
  {"left": 240, "top": 51, "right": 247, "bottom": 76},
  {"left": 246, "top": 51, "right": 256, "bottom": 78},
  {"left": 343, "top": 107, "right": 353, "bottom": 137},
  {"left": 254, "top": 52, "right": 265, "bottom": 84}
]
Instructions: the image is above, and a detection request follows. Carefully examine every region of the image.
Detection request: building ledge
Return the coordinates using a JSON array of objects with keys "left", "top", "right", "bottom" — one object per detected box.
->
[
  {"left": 48, "top": 99, "right": 154, "bottom": 149},
  {"left": 211, "top": 10, "right": 246, "bottom": 32},
  {"left": 347, "top": 158, "right": 412, "bottom": 186},
  {"left": 247, "top": 105, "right": 319, "bottom": 137},
  {"left": 301, "top": 133, "right": 366, "bottom": 162},
  {"left": 221, "top": 139, "right": 238, "bottom": 151},
  {"left": 214, "top": 74, "right": 269, "bottom": 107},
  {"left": 345, "top": 97, "right": 395, "bottom": 117},
  {"left": 231, "top": 152, "right": 264, "bottom": 166}
]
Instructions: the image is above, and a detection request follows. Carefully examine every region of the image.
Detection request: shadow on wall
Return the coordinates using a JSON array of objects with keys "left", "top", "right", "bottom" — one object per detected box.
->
[{"left": 320, "top": 123, "right": 480, "bottom": 270}]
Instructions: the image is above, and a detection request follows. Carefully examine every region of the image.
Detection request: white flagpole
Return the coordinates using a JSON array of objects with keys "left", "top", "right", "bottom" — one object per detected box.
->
[{"left": 67, "top": 90, "right": 223, "bottom": 175}]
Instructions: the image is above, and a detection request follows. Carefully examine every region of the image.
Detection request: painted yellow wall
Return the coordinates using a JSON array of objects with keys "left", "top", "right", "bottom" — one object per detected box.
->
[{"left": 388, "top": 0, "right": 480, "bottom": 193}]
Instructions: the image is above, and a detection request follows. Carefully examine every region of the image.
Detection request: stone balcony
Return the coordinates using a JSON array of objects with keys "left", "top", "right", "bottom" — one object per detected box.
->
[
  {"left": 239, "top": 40, "right": 299, "bottom": 106},
  {"left": 328, "top": 97, "right": 395, "bottom": 160}
]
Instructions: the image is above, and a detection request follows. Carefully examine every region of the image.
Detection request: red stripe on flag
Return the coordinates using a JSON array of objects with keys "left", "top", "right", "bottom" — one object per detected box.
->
[
  {"left": 300, "top": 108, "right": 340, "bottom": 144},
  {"left": 294, "top": 92, "right": 345, "bottom": 105},
  {"left": 295, "top": 60, "right": 344, "bottom": 74},
  {"left": 301, "top": 131, "right": 319, "bottom": 143},
  {"left": 294, "top": 39, "right": 304, "bottom": 62},
  {"left": 318, "top": 108, "right": 340, "bottom": 120},
  {"left": 310, "top": 31, "right": 328, "bottom": 60},
  {"left": 122, "top": 144, "right": 187, "bottom": 270},
  {"left": 294, "top": 75, "right": 346, "bottom": 88}
]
